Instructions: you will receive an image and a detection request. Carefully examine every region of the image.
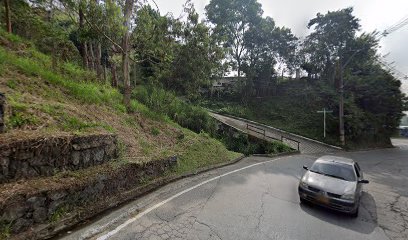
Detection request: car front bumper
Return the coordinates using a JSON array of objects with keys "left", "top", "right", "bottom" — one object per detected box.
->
[{"left": 298, "top": 186, "right": 358, "bottom": 213}]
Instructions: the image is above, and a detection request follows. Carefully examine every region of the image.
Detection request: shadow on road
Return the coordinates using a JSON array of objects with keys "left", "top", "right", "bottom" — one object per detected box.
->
[
  {"left": 206, "top": 156, "right": 382, "bottom": 236},
  {"left": 214, "top": 156, "right": 381, "bottom": 235},
  {"left": 342, "top": 148, "right": 408, "bottom": 197},
  {"left": 299, "top": 191, "right": 378, "bottom": 235}
]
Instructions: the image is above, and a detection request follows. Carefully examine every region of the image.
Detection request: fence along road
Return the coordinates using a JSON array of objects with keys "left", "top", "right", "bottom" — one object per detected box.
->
[{"left": 210, "top": 112, "right": 342, "bottom": 154}]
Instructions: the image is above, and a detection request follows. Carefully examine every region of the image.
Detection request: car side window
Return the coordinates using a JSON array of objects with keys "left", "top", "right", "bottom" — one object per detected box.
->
[
  {"left": 355, "top": 162, "right": 361, "bottom": 171},
  {"left": 354, "top": 164, "right": 361, "bottom": 178}
]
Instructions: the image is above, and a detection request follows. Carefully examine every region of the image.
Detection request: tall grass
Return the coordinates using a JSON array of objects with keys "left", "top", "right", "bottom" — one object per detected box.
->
[
  {"left": 134, "top": 86, "right": 216, "bottom": 134},
  {"left": 0, "top": 47, "right": 123, "bottom": 109}
]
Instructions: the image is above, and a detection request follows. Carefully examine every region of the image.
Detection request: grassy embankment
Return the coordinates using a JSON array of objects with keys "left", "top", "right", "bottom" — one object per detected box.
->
[
  {"left": 0, "top": 22, "right": 293, "bottom": 240},
  {"left": 202, "top": 81, "right": 341, "bottom": 146},
  {"left": 0, "top": 29, "right": 241, "bottom": 176}
]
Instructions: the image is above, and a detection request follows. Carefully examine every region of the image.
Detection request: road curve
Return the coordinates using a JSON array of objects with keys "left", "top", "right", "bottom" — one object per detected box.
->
[{"left": 61, "top": 143, "right": 408, "bottom": 240}]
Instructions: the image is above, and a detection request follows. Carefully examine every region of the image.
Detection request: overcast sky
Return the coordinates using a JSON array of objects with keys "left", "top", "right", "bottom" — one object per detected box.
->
[{"left": 153, "top": 0, "right": 408, "bottom": 93}]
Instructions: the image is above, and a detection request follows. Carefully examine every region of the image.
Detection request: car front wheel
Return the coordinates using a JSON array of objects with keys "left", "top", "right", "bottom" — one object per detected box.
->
[{"left": 350, "top": 207, "right": 359, "bottom": 218}]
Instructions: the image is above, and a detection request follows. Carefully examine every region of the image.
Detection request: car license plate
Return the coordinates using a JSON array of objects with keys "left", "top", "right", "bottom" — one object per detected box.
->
[{"left": 317, "top": 195, "right": 329, "bottom": 204}]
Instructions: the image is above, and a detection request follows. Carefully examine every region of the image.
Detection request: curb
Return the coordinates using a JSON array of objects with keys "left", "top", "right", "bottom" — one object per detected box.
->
[
  {"left": 251, "top": 151, "right": 301, "bottom": 158},
  {"left": 209, "top": 111, "right": 343, "bottom": 150},
  {"left": 344, "top": 145, "right": 395, "bottom": 152},
  {"left": 39, "top": 151, "right": 299, "bottom": 240},
  {"left": 26, "top": 155, "right": 246, "bottom": 240}
]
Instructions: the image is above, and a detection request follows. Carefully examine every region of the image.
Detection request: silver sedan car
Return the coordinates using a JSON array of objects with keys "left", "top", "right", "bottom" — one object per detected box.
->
[{"left": 298, "top": 156, "right": 369, "bottom": 217}]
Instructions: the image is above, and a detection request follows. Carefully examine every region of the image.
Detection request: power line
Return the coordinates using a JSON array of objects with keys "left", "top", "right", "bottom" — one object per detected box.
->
[
  {"left": 372, "top": 15, "right": 408, "bottom": 80},
  {"left": 383, "top": 14, "right": 408, "bottom": 35},
  {"left": 377, "top": 57, "right": 408, "bottom": 80}
]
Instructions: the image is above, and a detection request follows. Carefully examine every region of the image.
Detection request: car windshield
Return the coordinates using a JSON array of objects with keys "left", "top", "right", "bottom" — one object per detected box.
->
[{"left": 310, "top": 161, "right": 356, "bottom": 181}]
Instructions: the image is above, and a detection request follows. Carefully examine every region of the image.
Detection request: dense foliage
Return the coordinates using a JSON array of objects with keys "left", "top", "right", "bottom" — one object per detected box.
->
[
  {"left": 134, "top": 85, "right": 216, "bottom": 134},
  {"left": 1, "top": 0, "right": 406, "bottom": 148},
  {"left": 204, "top": 5, "right": 406, "bottom": 147}
]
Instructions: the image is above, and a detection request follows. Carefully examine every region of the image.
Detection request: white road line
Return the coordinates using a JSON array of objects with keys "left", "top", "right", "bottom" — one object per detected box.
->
[{"left": 96, "top": 156, "right": 288, "bottom": 240}]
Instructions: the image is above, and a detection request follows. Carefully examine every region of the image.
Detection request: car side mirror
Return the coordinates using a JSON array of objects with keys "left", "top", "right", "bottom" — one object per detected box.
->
[
  {"left": 303, "top": 165, "right": 308, "bottom": 170},
  {"left": 359, "top": 179, "right": 369, "bottom": 184}
]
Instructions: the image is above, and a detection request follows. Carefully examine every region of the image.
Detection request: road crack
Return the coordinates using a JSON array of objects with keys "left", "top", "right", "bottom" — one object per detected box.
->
[
  {"left": 376, "top": 193, "right": 408, "bottom": 240},
  {"left": 255, "top": 191, "right": 266, "bottom": 231},
  {"left": 195, "top": 220, "right": 222, "bottom": 240}
]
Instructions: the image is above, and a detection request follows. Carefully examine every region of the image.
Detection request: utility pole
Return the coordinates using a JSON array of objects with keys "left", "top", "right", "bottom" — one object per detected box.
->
[
  {"left": 317, "top": 108, "right": 333, "bottom": 138},
  {"left": 337, "top": 49, "right": 362, "bottom": 146},
  {"left": 338, "top": 61, "right": 345, "bottom": 146}
]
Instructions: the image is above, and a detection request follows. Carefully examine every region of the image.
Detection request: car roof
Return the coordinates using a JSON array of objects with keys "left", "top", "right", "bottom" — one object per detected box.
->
[{"left": 315, "top": 155, "right": 355, "bottom": 165}]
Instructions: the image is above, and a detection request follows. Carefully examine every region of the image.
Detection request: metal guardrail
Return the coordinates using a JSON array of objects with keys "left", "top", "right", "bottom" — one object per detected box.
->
[
  {"left": 246, "top": 123, "right": 300, "bottom": 151},
  {"left": 281, "top": 136, "right": 301, "bottom": 151},
  {"left": 247, "top": 124, "right": 265, "bottom": 136}
]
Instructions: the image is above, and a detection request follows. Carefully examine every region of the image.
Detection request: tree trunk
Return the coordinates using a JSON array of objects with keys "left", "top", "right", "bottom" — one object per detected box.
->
[
  {"left": 79, "top": 6, "right": 89, "bottom": 69},
  {"left": 132, "top": 61, "right": 137, "bottom": 87},
  {"left": 237, "top": 54, "right": 241, "bottom": 78},
  {"left": 88, "top": 41, "right": 95, "bottom": 71},
  {"left": 96, "top": 42, "right": 102, "bottom": 80},
  {"left": 111, "top": 63, "right": 117, "bottom": 87},
  {"left": 93, "top": 0, "right": 102, "bottom": 79},
  {"left": 122, "top": 0, "right": 134, "bottom": 110},
  {"left": 4, "top": 0, "right": 11, "bottom": 33},
  {"left": 103, "top": 64, "right": 107, "bottom": 83}
]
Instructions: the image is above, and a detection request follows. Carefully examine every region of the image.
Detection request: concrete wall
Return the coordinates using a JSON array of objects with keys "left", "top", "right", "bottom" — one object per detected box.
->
[{"left": 0, "top": 134, "right": 118, "bottom": 183}]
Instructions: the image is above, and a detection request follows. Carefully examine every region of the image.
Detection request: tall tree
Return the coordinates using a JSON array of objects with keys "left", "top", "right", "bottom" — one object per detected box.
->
[
  {"left": 90, "top": 0, "right": 103, "bottom": 78},
  {"left": 78, "top": 2, "right": 89, "bottom": 69},
  {"left": 302, "top": 7, "right": 360, "bottom": 80},
  {"left": 122, "top": 0, "right": 135, "bottom": 109},
  {"left": 170, "top": 1, "right": 224, "bottom": 97},
  {"left": 206, "top": 0, "right": 263, "bottom": 77},
  {"left": 239, "top": 16, "right": 297, "bottom": 98},
  {"left": 3, "top": 0, "right": 11, "bottom": 33},
  {"left": 132, "top": 5, "right": 175, "bottom": 84},
  {"left": 301, "top": 8, "right": 405, "bottom": 145}
]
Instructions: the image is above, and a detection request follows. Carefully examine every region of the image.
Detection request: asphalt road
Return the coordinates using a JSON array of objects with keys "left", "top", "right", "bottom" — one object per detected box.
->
[{"left": 62, "top": 139, "right": 408, "bottom": 240}]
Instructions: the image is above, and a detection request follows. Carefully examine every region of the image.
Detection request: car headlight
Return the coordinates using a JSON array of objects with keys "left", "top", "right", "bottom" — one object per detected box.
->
[
  {"left": 342, "top": 193, "right": 355, "bottom": 200},
  {"left": 299, "top": 181, "right": 308, "bottom": 189}
]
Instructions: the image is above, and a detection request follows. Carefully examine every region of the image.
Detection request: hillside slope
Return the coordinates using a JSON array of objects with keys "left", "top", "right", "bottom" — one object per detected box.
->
[
  {"left": 203, "top": 81, "right": 339, "bottom": 146},
  {"left": 0, "top": 29, "right": 240, "bottom": 174}
]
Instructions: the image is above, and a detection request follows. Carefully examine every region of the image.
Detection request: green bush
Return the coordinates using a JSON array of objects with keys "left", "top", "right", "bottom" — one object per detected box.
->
[
  {"left": 8, "top": 111, "right": 38, "bottom": 128},
  {"left": 216, "top": 128, "right": 293, "bottom": 156},
  {"left": 151, "top": 127, "right": 160, "bottom": 136},
  {"left": 134, "top": 86, "right": 216, "bottom": 134},
  {"left": 6, "top": 79, "right": 17, "bottom": 89}
]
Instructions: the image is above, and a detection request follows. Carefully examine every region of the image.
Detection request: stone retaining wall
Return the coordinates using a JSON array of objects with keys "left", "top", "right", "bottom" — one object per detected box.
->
[
  {"left": 0, "top": 157, "right": 178, "bottom": 237},
  {"left": 0, "top": 134, "right": 118, "bottom": 183}
]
